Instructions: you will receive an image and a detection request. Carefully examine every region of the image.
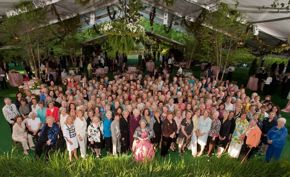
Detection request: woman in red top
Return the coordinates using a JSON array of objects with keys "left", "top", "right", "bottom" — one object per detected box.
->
[
  {"left": 67, "top": 78, "right": 78, "bottom": 89},
  {"left": 46, "top": 102, "right": 59, "bottom": 122}
]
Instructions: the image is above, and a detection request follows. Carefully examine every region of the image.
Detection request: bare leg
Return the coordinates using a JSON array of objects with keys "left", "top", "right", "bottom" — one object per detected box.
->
[
  {"left": 69, "top": 150, "right": 73, "bottom": 161},
  {"left": 97, "top": 148, "right": 101, "bottom": 157},
  {"left": 217, "top": 147, "right": 224, "bottom": 158},
  {"left": 207, "top": 143, "right": 215, "bottom": 156},
  {"left": 178, "top": 141, "right": 183, "bottom": 154},
  {"left": 198, "top": 145, "right": 205, "bottom": 156},
  {"left": 73, "top": 149, "right": 78, "bottom": 160}
]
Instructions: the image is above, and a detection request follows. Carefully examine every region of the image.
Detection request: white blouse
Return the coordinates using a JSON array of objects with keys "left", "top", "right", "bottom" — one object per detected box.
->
[
  {"left": 60, "top": 114, "right": 68, "bottom": 129},
  {"left": 198, "top": 116, "right": 212, "bottom": 134},
  {"left": 74, "top": 117, "right": 87, "bottom": 136},
  {"left": 12, "top": 122, "right": 27, "bottom": 141}
]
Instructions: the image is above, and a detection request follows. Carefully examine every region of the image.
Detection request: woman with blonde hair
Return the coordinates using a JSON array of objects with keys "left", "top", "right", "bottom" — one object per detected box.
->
[
  {"left": 74, "top": 109, "right": 87, "bottom": 158},
  {"left": 197, "top": 110, "right": 212, "bottom": 156},
  {"left": 190, "top": 109, "right": 200, "bottom": 157},
  {"left": 62, "top": 116, "right": 78, "bottom": 161}
]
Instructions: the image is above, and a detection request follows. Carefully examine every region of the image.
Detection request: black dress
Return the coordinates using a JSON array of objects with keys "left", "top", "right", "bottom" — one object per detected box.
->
[
  {"left": 152, "top": 117, "right": 162, "bottom": 145},
  {"left": 218, "top": 119, "right": 232, "bottom": 148},
  {"left": 120, "top": 117, "right": 130, "bottom": 153},
  {"left": 261, "top": 118, "right": 277, "bottom": 144}
]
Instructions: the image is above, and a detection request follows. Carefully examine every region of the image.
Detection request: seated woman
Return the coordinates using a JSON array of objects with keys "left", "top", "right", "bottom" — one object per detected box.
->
[
  {"left": 35, "top": 116, "right": 60, "bottom": 160},
  {"left": 12, "top": 116, "right": 33, "bottom": 155},
  {"left": 132, "top": 119, "right": 155, "bottom": 162}
]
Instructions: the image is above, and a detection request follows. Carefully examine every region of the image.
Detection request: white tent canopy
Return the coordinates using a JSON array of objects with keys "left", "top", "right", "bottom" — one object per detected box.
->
[
  {"left": 0, "top": 0, "right": 289, "bottom": 43},
  {"left": 224, "top": 0, "right": 290, "bottom": 41}
]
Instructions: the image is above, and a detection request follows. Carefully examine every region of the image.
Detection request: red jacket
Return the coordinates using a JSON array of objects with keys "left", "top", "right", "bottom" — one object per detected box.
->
[{"left": 46, "top": 107, "right": 59, "bottom": 122}]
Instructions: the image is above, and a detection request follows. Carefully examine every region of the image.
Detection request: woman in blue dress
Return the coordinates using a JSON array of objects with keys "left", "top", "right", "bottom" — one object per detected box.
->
[{"left": 266, "top": 118, "right": 288, "bottom": 162}]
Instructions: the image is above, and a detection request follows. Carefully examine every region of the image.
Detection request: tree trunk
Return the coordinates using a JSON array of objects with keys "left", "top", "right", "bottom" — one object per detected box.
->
[{"left": 29, "top": 47, "right": 39, "bottom": 78}]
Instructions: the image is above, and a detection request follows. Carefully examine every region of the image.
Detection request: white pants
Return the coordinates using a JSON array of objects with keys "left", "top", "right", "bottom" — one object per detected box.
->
[
  {"left": 228, "top": 141, "right": 243, "bottom": 158},
  {"left": 77, "top": 134, "right": 87, "bottom": 158},
  {"left": 190, "top": 133, "right": 198, "bottom": 156},
  {"left": 112, "top": 137, "right": 121, "bottom": 155}
]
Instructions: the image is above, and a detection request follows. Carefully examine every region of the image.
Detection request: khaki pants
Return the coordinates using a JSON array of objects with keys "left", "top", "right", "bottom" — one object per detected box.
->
[
  {"left": 13, "top": 137, "right": 30, "bottom": 151},
  {"left": 112, "top": 137, "right": 121, "bottom": 155},
  {"left": 27, "top": 134, "right": 35, "bottom": 148}
]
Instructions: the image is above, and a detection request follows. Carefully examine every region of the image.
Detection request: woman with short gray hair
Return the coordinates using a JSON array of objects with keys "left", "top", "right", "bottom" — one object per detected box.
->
[{"left": 265, "top": 117, "right": 288, "bottom": 162}]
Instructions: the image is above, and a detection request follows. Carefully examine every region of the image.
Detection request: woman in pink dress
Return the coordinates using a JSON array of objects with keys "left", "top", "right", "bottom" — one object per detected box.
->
[
  {"left": 247, "top": 75, "right": 258, "bottom": 91},
  {"left": 132, "top": 119, "right": 155, "bottom": 162}
]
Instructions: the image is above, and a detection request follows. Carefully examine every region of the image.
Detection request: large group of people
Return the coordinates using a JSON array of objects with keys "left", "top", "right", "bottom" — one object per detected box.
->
[{"left": 2, "top": 68, "right": 288, "bottom": 163}]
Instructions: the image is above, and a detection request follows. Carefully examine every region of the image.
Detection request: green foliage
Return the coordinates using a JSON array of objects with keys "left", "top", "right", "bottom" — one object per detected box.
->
[
  {"left": 195, "top": 3, "right": 248, "bottom": 80},
  {"left": 99, "top": 0, "right": 146, "bottom": 58},
  {"left": 194, "top": 28, "right": 214, "bottom": 62},
  {"left": 183, "top": 34, "right": 197, "bottom": 61},
  {"left": 141, "top": 18, "right": 189, "bottom": 44},
  {"left": 263, "top": 55, "right": 289, "bottom": 67},
  {"left": 106, "top": 35, "right": 136, "bottom": 58},
  {"left": 0, "top": 151, "right": 289, "bottom": 177},
  {"left": 229, "top": 48, "right": 255, "bottom": 65},
  {"left": 0, "top": 48, "right": 26, "bottom": 62}
]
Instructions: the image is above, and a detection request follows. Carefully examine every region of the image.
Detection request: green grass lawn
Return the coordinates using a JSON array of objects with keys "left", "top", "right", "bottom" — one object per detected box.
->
[{"left": 0, "top": 66, "right": 290, "bottom": 176}]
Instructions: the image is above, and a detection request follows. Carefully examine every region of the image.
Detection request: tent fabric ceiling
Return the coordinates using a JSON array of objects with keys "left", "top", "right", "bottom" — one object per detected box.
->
[
  {"left": 0, "top": 0, "right": 24, "bottom": 16},
  {"left": 224, "top": 0, "right": 290, "bottom": 41},
  {"left": 0, "top": 0, "right": 289, "bottom": 44}
]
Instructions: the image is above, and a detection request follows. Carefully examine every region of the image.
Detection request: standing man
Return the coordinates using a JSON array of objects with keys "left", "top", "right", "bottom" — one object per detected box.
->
[
  {"left": 0, "top": 67, "right": 7, "bottom": 89},
  {"left": 2, "top": 98, "right": 20, "bottom": 132}
]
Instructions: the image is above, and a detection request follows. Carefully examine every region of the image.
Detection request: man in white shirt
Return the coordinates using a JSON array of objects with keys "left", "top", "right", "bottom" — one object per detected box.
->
[
  {"left": 263, "top": 74, "right": 272, "bottom": 95},
  {"left": 2, "top": 98, "right": 20, "bottom": 132}
]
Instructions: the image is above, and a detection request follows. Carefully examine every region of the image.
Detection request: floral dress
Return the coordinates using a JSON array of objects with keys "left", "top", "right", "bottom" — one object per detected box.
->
[
  {"left": 88, "top": 122, "right": 103, "bottom": 148},
  {"left": 231, "top": 118, "right": 249, "bottom": 144},
  {"left": 228, "top": 118, "right": 249, "bottom": 158}
]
